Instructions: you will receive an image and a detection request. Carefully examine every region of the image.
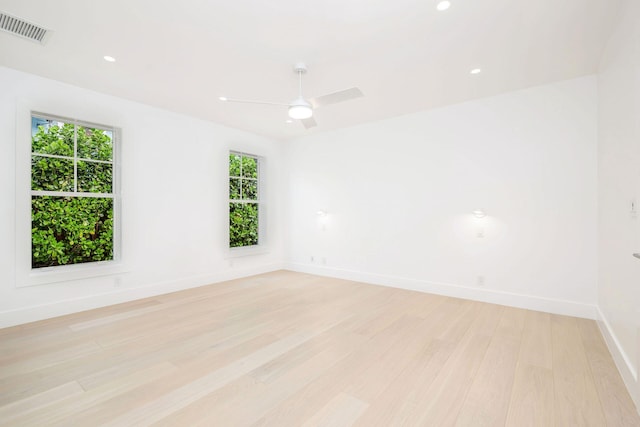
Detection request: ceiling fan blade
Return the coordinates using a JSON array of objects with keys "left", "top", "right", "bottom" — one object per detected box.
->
[
  {"left": 310, "top": 87, "right": 364, "bottom": 108},
  {"left": 221, "top": 98, "right": 289, "bottom": 107},
  {"left": 301, "top": 117, "right": 317, "bottom": 129}
]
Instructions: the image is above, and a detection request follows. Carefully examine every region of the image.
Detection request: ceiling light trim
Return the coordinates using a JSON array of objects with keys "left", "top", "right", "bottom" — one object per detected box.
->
[{"left": 436, "top": 1, "right": 451, "bottom": 11}]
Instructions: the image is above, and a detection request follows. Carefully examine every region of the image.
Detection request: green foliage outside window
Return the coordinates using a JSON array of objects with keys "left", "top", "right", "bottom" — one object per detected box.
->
[
  {"left": 229, "top": 203, "right": 259, "bottom": 247},
  {"left": 229, "top": 153, "right": 259, "bottom": 247},
  {"left": 31, "top": 117, "right": 115, "bottom": 268},
  {"left": 32, "top": 197, "right": 113, "bottom": 267}
]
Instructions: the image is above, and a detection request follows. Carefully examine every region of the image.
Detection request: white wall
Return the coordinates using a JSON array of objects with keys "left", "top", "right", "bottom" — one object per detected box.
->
[
  {"left": 0, "top": 66, "right": 286, "bottom": 328},
  {"left": 286, "top": 76, "right": 599, "bottom": 318},
  {"left": 597, "top": 0, "right": 640, "bottom": 408},
  {"left": 0, "top": 69, "right": 602, "bottom": 325}
]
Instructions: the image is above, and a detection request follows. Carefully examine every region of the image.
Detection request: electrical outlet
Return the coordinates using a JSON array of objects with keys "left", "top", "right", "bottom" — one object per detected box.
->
[
  {"left": 477, "top": 276, "right": 485, "bottom": 286},
  {"left": 321, "top": 257, "right": 327, "bottom": 265},
  {"left": 310, "top": 255, "right": 315, "bottom": 263}
]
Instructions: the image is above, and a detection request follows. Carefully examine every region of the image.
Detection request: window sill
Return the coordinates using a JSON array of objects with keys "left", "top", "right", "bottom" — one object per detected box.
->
[
  {"left": 226, "top": 245, "right": 269, "bottom": 258},
  {"left": 18, "top": 261, "right": 129, "bottom": 288}
]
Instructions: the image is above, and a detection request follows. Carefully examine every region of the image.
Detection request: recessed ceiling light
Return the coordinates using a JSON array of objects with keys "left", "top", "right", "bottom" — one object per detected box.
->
[
  {"left": 103, "top": 55, "right": 116, "bottom": 62},
  {"left": 218, "top": 96, "right": 228, "bottom": 101},
  {"left": 436, "top": 1, "right": 451, "bottom": 11},
  {"left": 470, "top": 68, "right": 482, "bottom": 74}
]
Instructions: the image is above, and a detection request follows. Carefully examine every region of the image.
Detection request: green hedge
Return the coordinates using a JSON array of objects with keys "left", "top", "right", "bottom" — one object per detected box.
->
[
  {"left": 229, "top": 203, "right": 258, "bottom": 247},
  {"left": 32, "top": 197, "right": 113, "bottom": 267}
]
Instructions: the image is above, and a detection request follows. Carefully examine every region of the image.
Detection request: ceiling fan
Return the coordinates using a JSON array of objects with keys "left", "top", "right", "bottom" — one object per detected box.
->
[{"left": 218, "top": 62, "right": 364, "bottom": 129}]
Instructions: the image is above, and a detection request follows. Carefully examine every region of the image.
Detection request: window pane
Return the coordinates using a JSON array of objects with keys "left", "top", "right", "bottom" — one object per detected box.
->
[
  {"left": 78, "top": 161, "right": 113, "bottom": 193},
  {"left": 229, "top": 203, "right": 258, "bottom": 247},
  {"left": 229, "top": 153, "right": 241, "bottom": 177},
  {"left": 229, "top": 178, "right": 241, "bottom": 199},
  {"left": 77, "top": 126, "right": 113, "bottom": 161},
  {"left": 241, "top": 156, "right": 258, "bottom": 178},
  {"left": 31, "top": 155, "right": 74, "bottom": 191},
  {"left": 31, "top": 196, "right": 114, "bottom": 268},
  {"left": 31, "top": 118, "right": 74, "bottom": 157},
  {"left": 242, "top": 179, "right": 258, "bottom": 200}
]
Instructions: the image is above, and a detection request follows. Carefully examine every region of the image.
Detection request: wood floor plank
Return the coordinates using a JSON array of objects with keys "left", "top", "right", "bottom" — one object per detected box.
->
[
  {"left": 351, "top": 338, "right": 457, "bottom": 426},
  {"left": 190, "top": 331, "right": 365, "bottom": 426},
  {"left": 0, "top": 271, "right": 636, "bottom": 426},
  {"left": 149, "top": 320, "right": 367, "bottom": 426},
  {"left": 0, "top": 339, "right": 103, "bottom": 380},
  {"left": 577, "top": 318, "right": 640, "bottom": 426},
  {"left": 67, "top": 334, "right": 281, "bottom": 427},
  {"left": 406, "top": 302, "right": 504, "bottom": 426},
  {"left": 150, "top": 334, "right": 358, "bottom": 427},
  {"left": 302, "top": 393, "right": 369, "bottom": 427},
  {"left": 0, "top": 380, "right": 84, "bottom": 424},
  {"left": 0, "top": 300, "right": 299, "bottom": 404},
  {"left": 356, "top": 302, "right": 501, "bottom": 426},
  {"left": 454, "top": 306, "right": 525, "bottom": 426},
  {"left": 101, "top": 324, "right": 347, "bottom": 426},
  {"left": 504, "top": 309, "right": 556, "bottom": 427},
  {"left": 346, "top": 299, "right": 475, "bottom": 405},
  {"left": 251, "top": 306, "right": 447, "bottom": 426},
  {"left": 344, "top": 315, "right": 436, "bottom": 403},
  {"left": 519, "top": 310, "right": 553, "bottom": 369},
  {"left": 551, "top": 315, "right": 607, "bottom": 426},
  {"left": 8, "top": 362, "right": 178, "bottom": 426},
  {"left": 505, "top": 363, "right": 555, "bottom": 427}
]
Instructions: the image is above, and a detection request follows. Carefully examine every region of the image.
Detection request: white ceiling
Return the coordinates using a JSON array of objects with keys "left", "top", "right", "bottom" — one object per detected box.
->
[{"left": 0, "top": 0, "right": 621, "bottom": 140}]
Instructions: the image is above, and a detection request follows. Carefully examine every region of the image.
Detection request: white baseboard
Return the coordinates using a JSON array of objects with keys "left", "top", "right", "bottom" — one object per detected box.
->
[
  {"left": 287, "top": 263, "right": 598, "bottom": 319},
  {"left": 596, "top": 307, "right": 639, "bottom": 411},
  {"left": 0, "top": 263, "right": 285, "bottom": 329}
]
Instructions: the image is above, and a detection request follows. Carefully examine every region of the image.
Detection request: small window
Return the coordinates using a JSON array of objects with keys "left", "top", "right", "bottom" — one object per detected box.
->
[
  {"left": 229, "top": 152, "right": 260, "bottom": 248},
  {"left": 30, "top": 114, "right": 117, "bottom": 268}
]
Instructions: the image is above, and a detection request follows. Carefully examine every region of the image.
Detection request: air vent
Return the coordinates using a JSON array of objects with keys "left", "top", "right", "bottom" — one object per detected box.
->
[{"left": 0, "top": 12, "right": 50, "bottom": 44}]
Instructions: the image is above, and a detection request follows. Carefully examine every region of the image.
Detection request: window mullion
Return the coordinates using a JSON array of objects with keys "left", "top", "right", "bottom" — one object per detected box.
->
[
  {"left": 239, "top": 155, "right": 244, "bottom": 200},
  {"left": 31, "top": 190, "right": 114, "bottom": 198},
  {"left": 77, "top": 157, "right": 112, "bottom": 165},
  {"left": 31, "top": 152, "right": 75, "bottom": 161},
  {"left": 73, "top": 123, "right": 78, "bottom": 193}
]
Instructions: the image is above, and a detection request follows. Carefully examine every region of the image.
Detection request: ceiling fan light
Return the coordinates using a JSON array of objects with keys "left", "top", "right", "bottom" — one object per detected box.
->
[{"left": 288, "top": 104, "right": 313, "bottom": 119}]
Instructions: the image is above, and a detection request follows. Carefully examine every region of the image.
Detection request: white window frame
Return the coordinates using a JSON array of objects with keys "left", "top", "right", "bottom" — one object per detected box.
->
[
  {"left": 227, "top": 150, "right": 266, "bottom": 257},
  {"left": 15, "top": 108, "right": 124, "bottom": 287}
]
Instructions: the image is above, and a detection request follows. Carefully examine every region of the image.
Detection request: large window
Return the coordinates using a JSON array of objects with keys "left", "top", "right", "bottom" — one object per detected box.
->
[
  {"left": 30, "top": 114, "right": 117, "bottom": 268},
  {"left": 229, "top": 152, "right": 260, "bottom": 248}
]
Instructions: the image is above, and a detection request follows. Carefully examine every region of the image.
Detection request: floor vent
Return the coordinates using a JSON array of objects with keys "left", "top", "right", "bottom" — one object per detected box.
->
[{"left": 0, "top": 12, "right": 49, "bottom": 44}]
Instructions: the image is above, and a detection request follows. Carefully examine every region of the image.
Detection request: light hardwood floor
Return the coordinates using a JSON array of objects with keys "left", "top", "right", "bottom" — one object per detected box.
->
[{"left": 1, "top": 270, "right": 638, "bottom": 426}]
